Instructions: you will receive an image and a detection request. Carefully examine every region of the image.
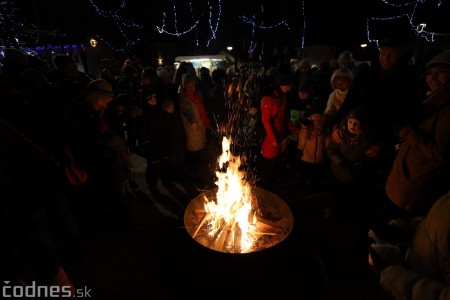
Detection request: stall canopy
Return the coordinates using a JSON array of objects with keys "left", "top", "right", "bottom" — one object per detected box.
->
[{"left": 174, "top": 54, "right": 235, "bottom": 71}]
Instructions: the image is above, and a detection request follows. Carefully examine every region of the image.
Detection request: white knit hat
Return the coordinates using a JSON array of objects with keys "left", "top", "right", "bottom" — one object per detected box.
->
[
  {"left": 330, "top": 68, "right": 354, "bottom": 89},
  {"left": 426, "top": 50, "right": 450, "bottom": 68}
]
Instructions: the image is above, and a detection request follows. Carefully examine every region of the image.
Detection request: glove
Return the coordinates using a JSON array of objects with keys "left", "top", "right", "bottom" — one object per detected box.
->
[{"left": 368, "top": 245, "right": 391, "bottom": 278}]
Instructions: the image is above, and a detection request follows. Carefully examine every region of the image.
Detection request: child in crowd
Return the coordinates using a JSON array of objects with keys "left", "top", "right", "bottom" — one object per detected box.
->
[
  {"left": 318, "top": 68, "right": 354, "bottom": 140},
  {"left": 297, "top": 102, "right": 328, "bottom": 186},
  {"left": 290, "top": 79, "right": 316, "bottom": 128},
  {"left": 325, "top": 106, "right": 380, "bottom": 221},
  {"left": 286, "top": 79, "right": 317, "bottom": 168}
]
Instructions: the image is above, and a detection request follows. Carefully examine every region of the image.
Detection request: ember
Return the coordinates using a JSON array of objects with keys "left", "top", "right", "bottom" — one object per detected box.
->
[{"left": 184, "top": 137, "right": 294, "bottom": 253}]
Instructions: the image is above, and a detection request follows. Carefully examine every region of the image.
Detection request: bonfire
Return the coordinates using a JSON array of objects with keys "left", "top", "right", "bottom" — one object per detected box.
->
[{"left": 184, "top": 136, "right": 293, "bottom": 254}]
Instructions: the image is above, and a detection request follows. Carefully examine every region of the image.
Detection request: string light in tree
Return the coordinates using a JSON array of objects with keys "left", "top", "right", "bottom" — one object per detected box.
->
[
  {"left": 94, "top": 35, "right": 125, "bottom": 53},
  {"left": 206, "top": 0, "right": 222, "bottom": 47},
  {"left": 239, "top": 7, "right": 290, "bottom": 55},
  {"left": 300, "top": 0, "right": 306, "bottom": 49},
  {"left": 0, "top": 0, "right": 31, "bottom": 48},
  {"left": 189, "top": 2, "right": 200, "bottom": 46},
  {"left": 365, "top": 0, "right": 446, "bottom": 47},
  {"left": 245, "top": 14, "right": 258, "bottom": 54},
  {"left": 239, "top": 15, "right": 290, "bottom": 30},
  {"left": 156, "top": 4, "right": 199, "bottom": 36},
  {"left": 88, "top": 0, "right": 142, "bottom": 49}
]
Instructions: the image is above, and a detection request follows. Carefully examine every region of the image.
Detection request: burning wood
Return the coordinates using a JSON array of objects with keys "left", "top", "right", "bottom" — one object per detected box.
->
[
  {"left": 185, "top": 186, "right": 293, "bottom": 253},
  {"left": 184, "top": 137, "right": 294, "bottom": 254}
]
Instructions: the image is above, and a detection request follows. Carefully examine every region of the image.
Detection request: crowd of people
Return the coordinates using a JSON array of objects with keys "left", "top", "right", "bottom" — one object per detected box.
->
[{"left": 1, "top": 35, "right": 449, "bottom": 299}]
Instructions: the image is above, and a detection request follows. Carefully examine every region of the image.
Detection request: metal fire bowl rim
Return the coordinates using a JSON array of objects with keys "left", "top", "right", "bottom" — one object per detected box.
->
[{"left": 183, "top": 186, "right": 294, "bottom": 254}]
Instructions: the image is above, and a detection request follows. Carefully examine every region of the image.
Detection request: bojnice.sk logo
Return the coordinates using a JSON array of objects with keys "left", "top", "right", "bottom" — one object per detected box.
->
[{"left": 2, "top": 281, "right": 92, "bottom": 298}]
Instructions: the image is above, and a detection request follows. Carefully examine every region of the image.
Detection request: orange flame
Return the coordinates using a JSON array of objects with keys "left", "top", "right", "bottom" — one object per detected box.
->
[{"left": 202, "top": 136, "right": 257, "bottom": 252}]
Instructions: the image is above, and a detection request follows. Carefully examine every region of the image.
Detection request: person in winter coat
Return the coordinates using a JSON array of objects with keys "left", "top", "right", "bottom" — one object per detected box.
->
[
  {"left": 331, "top": 36, "right": 421, "bottom": 172},
  {"left": 318, "top": 67, "right": 354, "bottom": 137},
  {"left": 325, "top": 106, "right": 380, "bottom": 220},
  {"left": 259, "top": 75, "right": 299, "bottom": 189},
  {"left": 297, "top": 102, "right": 327, "bottom": 186},
  {"left": 385, "top": 49, "right": 450, "bottom": 217},
  {"left": 370, "top": 189, "right": 450, "bottom": 300},
  {"left": 178, "top": 73, "right": 213, "bottom": 185}
]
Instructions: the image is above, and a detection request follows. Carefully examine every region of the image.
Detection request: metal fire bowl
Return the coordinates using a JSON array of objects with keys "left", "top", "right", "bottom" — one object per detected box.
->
[{"left": 184, "top": 187, "right": 294, "bottom": 254}]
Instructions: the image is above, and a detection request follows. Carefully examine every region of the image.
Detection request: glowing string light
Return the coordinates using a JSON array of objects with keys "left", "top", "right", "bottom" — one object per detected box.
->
[
  {"left": 189, "top": 2, "right": 200, "bottom": 46},
  {"left": 88, "top": 0, "right": 142, "bottom": 49},
  {"left": 94, "top": 35, "right": 125, "bottom": 53},
  {"left": 246, "top": 14, "right": 258, "bottom": 54},
  {"left": 300, "top": 0, "right": 306, "bottom": 49},
  {"left": 365, "top": 0, "right": 448, "bottom": 47},
  {"left": 239, "top": 15, "right": 290, "bottom": 30},
  {"left": 206, "top": 0, "right": 222, "bottom": 47},
  {"left": 239, "top": 8, "right": 290, "bottom": 54},
  {"left": 156, "top": 4, "right": 199, "bottom": 36}
]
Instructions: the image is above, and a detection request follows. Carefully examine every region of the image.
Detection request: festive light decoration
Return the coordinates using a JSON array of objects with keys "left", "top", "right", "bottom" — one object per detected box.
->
[
  {"left": 94, "top": 35, "right": 124, "bottom": 53},
  {"left": 239, "top": 15, "right": 290, "bottom": 30},
  {"left": 156, "top": 5, "right": 199, "bottom": 36},
  {"left": 189, "top": 1, "right": 200, "bottom": 46},
  {"left": 239, "top": 5, "right": 290, "bottom": 54},
  {"left": 3, "top": 0, "right": 448, "bottom": 63},
  {"left": 206, "top": 0, "right": 222, "bottom": 47},
  {"left": 0, "top": 0, "right": 78, "bottom": 58},
  {"left": 0, "top": 0, "right": 31, "bottom": 48},
  {"left": 90, "top": 38, "right": 98, "bottom": 47},
  {"left": 300, "top": 0, "right": 306, "bottom": 49},
  {"left": 243, "top": 14, "right": 258, "bottom": 54},
  {"left": 156, "top": 1, "right": 224, "bottom": 47},
  {"left": 88, "top": 0, "right": 142, "bottom": 51},
  {"left": 365, "top": 0, "right": 447, "bottom": 47}
]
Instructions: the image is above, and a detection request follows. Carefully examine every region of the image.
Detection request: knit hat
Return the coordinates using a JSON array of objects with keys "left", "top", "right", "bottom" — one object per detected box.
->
[
  {"left": 87, "top": 79, "right": 114, "bottom": 97},
  {"left": 426, "top": 50, "right": 450, "bottom": 69},
  {"left": 181, "top": 73, "right": 197, "bottom": 86},
  {"left": 347, "top": 106, "right": 369, "bottom": 125},
  {"left": 330, "top": 68, "right": 354, "bottom": 89}
]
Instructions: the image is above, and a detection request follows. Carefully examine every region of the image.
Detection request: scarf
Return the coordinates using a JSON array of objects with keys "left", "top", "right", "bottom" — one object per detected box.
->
[{"left": 187, "top": 92, "right": 211, "bottom": 129}]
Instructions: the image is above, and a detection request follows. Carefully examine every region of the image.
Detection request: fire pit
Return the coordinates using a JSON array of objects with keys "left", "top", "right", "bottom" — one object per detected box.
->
[
  {"left": 183, "top": 136, "right": 294, "bottom": 254},
  {"left": 184, "top": 186, "right": 294, "bottom": 253}
]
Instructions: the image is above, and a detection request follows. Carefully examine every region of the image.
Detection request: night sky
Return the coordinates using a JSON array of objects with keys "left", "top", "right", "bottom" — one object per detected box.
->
[{"left": 13, "top": 0, "right": 450, "bottom": 60}]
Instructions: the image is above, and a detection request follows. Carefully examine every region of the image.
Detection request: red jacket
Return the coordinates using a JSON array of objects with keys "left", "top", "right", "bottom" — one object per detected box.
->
[{"left": 260, "top": 92, "right": 299, "bottom": 158}]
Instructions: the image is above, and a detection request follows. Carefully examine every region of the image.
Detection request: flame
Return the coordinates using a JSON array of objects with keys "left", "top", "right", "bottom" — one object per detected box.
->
[{"left": 202, "top": 136, "right": 257, "bottom": 253}]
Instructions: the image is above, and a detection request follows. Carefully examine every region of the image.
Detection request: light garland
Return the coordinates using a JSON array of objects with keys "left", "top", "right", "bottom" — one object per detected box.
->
[
  {"left": 189, "top": 2, "right": 200, "bottom": 46},
  {"left": 239, "top": 4, "right": 290, "bottom": 55},
  {"left": 365, "top": 0, "right": 447, "bottom": 47},
  {"left": 156, "top": 5, "right": 199, "bottom": 36},
  {"left": 88, "top": 0, "right": 142, "bottom": 51},
  {"left": 206, "top": 0, "right": 222, "bottom": 47},
  {"left": 300, "top": 0, "right": 306, "bottom": 49}
]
